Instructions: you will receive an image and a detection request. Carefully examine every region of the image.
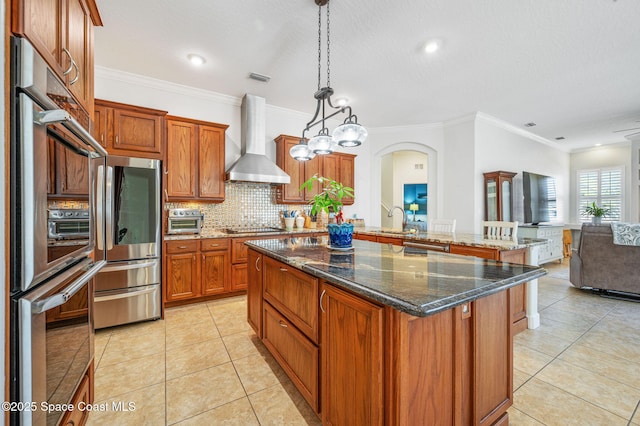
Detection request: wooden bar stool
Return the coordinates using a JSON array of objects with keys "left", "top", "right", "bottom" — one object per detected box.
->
[{"left": 563, "top": 229, "right": 573, "bottom": 258}]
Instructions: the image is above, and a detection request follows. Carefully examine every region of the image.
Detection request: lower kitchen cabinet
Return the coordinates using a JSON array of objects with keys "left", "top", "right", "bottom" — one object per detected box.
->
[
  {"left": 60, "top": 361, "right": 93, "bottom": 426},
  {"left": 247, "top": 249, "right": 263, "bottom": 337},
  {"left": 250, "top": 253, "right": 515, "bottom": 425},
  {"left": 321, "top": 282, "right": 384, "bottom": 425},
  {"left": 164, "top": 238, "right": 231, "bottom": 306}
]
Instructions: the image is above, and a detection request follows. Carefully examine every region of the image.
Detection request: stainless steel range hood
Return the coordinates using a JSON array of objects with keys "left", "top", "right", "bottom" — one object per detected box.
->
[{"left": 225, "top": 94, "right": 291, "bottom": 184}]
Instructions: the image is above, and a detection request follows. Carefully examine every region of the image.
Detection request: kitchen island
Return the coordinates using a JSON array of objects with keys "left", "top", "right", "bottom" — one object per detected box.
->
[{"left": 246, "top": 236, "right": 546, "bottom": 426}]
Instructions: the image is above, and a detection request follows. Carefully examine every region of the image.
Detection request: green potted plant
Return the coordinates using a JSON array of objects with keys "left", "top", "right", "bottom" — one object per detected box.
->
[
  {"left": 301, "top": 174, "right": 355, "bottom": 248},
  {"left": 583, "top": 202, "right": 609, "bottom": 225}
]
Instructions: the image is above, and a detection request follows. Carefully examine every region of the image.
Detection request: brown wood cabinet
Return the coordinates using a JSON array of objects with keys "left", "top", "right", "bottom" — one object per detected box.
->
[
  {"left": 164, "top": 238, "right": 231, "bottom": 305},
  {"left": 165, "top": 116, "right": 227, "bottom": 201},
  {"left": 261, "top": 256, "right": 320, "bottom": 413},
  {"left": 250, "top": 253, "right": 516, "bottom": 425},
  {"left": 11, "top": 0, "right": 100, "bottom": 114},
  {"left": 60, "top": 361, "right": 93, "bottom": 426},
  {"left": 247, "top": 249, "right": 263, "bottom": 337},
  {"left": 274, "top": 134, "right": 356, "bottom": 205},
  {"left": 484, "top": 171, "right": 517, "bottom": 222},
  {"left": 93, "top": 99, "right": 167, "bottom": 159},
  {"left": 165, "top": 240, "right": 199, "bottom": 302},
  {"left": 321, "top": 282, "right": 384, "bottom": 425},
  {"left": 200, "top": 239, "right": 230, "bottom": 296}
]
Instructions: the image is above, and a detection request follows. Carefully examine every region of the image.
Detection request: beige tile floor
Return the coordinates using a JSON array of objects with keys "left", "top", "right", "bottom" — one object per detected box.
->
[{"left": 87, "top": 259, "right": 640, "bottom": 425}]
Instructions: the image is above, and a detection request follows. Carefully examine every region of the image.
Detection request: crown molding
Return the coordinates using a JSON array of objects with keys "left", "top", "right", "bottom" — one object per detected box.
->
[
  {"left": 95, "top": 66, "right": 241, "bottom": 107},
  {"left": 370, "top": 122, "right": 443, "bottom": 134},
  {"left": 474, "top": 112, "right": 569, "bottom": 151}
]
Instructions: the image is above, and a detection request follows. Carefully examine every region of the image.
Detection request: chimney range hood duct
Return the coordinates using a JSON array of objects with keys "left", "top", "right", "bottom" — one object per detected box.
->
[{"left": 225, "top": 94, "right": 291, "bottom": 184}]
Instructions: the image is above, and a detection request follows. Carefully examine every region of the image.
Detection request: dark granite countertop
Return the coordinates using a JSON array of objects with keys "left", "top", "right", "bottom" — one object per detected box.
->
[
  {"left": 355, "top": 227, "right": 548, "bottom": 251},
  {"left": 246, "top": 236, "right": 547, "bottom": 317}
]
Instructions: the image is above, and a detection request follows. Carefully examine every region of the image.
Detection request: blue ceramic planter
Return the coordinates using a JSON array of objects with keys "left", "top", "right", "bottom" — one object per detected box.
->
[{"left": 327, "top": 223, "right": 354, "bottom": 248}]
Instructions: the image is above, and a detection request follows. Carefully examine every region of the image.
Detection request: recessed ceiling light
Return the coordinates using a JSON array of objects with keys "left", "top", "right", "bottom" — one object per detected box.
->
[
  {"left": 424, "top": 39, "right": 441, "bottom": 54},
  {"left": 334, "top": 97, "right": 349, "bottom": 107},
  {"left": 595, "top": 143, "right": 602, "bottom": 146},
  {"left": 187, "top": 54, "right": 206, "bottom": 66}
]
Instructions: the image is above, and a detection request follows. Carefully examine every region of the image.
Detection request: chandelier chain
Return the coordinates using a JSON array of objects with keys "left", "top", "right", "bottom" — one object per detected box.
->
[
  {"left": 326, "top": 1, "right": 330, "bottom": 88},
  {"left": 317, "top": 3, "right": 322, "bottom": 91}
]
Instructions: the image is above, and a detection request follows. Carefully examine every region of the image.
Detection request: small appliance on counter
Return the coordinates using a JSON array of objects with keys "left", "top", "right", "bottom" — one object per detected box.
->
[
  {"left": 48, "top": 208, "right": 90, "bottom": 239},
  {"left": 167, "top": 208, "right": 204, "bottom": 234}
]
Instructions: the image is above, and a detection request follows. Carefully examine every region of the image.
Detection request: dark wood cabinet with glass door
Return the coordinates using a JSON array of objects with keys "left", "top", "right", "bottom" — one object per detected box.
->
[{"left": 483, "top": 171, "right": 517, "bottom": 221}]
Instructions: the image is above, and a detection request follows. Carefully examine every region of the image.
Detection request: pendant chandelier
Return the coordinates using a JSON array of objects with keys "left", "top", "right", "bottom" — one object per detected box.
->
[{"left": 289, "top": 0, "right": 368, "bottom": 162}]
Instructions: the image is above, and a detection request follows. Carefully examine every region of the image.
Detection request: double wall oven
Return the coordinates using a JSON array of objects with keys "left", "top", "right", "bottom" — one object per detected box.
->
[{"left": 9, "top": 36, "right": 107, "bottom": 425}]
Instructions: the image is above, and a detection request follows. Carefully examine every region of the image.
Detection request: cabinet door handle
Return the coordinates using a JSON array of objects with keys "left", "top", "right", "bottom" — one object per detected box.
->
[
  {"left": 164, "top": 189, "right": 168, "bottom": 201},
  {"left": 278, "top": 320, "right": 288, "bottom": 328},
  {"left": 69, "top": 60, "right": 80, "bottom": 85},
  {"left": 209, "top": 244, "right": 220, "bottom": 247},
  {"left": 255, "top": 256, "right": 261, "bottom": 271},
  {"left": 115, "top": 135, "right": 119, "bottom": 144},
  {"left": 178, "top": 246, "right": 188, "bottom": 249},
  {"left": 164, "top": 167, "right": 169, "bottom": 175},
  {"left": 202, "top": 254, "right": 205, "bottom": 261},
  {"left": 320, "top": 289, "right": 326, "bottom": 313},
  {"left": 61, "top": 48, "right": 74, "bottom": 76},
  {"left": 279, "top": 267, "right": 288, "bottom": 272}
]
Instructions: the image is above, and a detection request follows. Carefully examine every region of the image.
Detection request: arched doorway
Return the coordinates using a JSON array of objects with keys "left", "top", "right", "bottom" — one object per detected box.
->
[{"left": 371, "top": 143, "right": 438, "bottom": 228}]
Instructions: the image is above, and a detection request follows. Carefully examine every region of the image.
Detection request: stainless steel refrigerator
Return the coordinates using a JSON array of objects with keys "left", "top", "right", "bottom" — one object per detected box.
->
[{"left": 94, "top": 155, "right": 162, "bottom": 329}]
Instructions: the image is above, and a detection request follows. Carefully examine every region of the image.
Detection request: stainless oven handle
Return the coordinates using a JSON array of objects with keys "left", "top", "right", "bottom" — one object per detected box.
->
[
  {"left": 95, "top": 287, "right": 156, "bottom": 302},
  {"left": 96, "top": 164, "right": 105, "bottom": 250},
  {"left": 100, "top": 260, "right": 157, "bottom": 273},
  {"left": 36, "top": 109, "right": 108, "bottom": 157},
  {"left": 403, "top": 242, "right": 450, "bottom": 252},
  {"left": 105, "top": 166, "right": 114, "bottom": 250},
  {"left": 31, "top": 260, "right": 105, "bottom": 314}
]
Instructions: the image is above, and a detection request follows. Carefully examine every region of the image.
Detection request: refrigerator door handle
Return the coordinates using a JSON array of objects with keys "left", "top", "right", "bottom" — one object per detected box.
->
[
  {"left": 96, "top": 164, "right": 105, "bottom": 250},
  {"left": 105, "top": 165, "right": 114, "bottom": 250}
]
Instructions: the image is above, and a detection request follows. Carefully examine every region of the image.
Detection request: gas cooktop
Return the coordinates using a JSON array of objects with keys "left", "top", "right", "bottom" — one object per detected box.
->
[{"left": 222, "top": 227, "right": 286, "bottom": 234}]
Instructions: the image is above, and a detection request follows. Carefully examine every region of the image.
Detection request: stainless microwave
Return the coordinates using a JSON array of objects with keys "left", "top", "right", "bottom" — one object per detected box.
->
[{"left": 167, "top": 208, "right": 204, "bottom": 234}]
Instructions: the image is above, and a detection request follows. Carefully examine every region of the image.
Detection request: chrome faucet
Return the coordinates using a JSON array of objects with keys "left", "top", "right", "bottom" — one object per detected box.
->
[{"left": 387, "top": 205, "right": 407, "bottom": 230}]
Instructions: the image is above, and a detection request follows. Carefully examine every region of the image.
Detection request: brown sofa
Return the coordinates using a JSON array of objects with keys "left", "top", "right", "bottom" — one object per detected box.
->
[{"left": 570, "top": 224, "right": 640, "bottom": 295}]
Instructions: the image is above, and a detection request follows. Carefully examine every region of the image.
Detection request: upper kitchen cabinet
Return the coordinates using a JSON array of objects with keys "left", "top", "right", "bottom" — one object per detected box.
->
[
  {"left": 274, "top": 134, "right": 356, "bottom": 205},
  {"left": 11, "top": 0, "right": 101, "bottom": 114},
  {"left": 275, "top": 135, "right": 306, "bottom": 203},
  {"left": 93, "top": 99, "right": 167, "bottom": 160},
  {"left": 165, "top": 116, "right": 228, "bottom": 201}
]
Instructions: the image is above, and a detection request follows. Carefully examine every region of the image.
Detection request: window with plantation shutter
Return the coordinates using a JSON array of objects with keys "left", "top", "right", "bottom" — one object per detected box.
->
[{"left": 577, "top": 167, "right": 623, "bottom": 223}]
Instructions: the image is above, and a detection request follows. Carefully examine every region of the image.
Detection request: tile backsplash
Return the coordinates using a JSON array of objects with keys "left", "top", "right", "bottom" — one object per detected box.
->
[{"left": 166, "top": 182, "right": 312, "bottom": 232}]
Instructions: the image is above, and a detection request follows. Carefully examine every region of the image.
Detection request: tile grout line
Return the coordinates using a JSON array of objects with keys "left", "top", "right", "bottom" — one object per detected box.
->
[{"left": 628, "top": 399, "right": 640, "bottom": 426}]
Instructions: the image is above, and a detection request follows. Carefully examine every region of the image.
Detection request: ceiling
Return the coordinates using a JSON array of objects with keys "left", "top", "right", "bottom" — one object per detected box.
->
[{"left": 94, "top": 0, "right": 640, "bottom": 152}]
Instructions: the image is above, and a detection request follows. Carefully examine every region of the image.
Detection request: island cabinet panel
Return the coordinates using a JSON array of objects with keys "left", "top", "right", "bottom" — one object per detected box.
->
[
  {"left": 321, "top": 282, "right": 384, "bottom": 426},
  {"left": 247, "top": 249, "right": 263, "bottom": 337},
  {"left": 354, "top": 233, "right": 377, "bottom": 242},
  {"left": 263, "top": 256, "right": 319, "bottom": 342},
  {"left": 263, "top": 303, "right": 319, "bottom": 412},
  {"left": 474, "top": 290, "right": 512, "bottom": 426},
  {"left": 376, "top": 236, "right": 404, "bottom": 246},
  {"left": 450, "top": 244, "right": 499, "bottom": 260}
]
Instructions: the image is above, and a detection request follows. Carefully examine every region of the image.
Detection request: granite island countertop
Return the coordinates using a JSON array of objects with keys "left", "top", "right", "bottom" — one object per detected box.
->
[
  {"left": 356, "top": 227, "right": 548, "bottom": 251},
  {"left": 246, "top": 236, "right": 547, "bottom": 317}
]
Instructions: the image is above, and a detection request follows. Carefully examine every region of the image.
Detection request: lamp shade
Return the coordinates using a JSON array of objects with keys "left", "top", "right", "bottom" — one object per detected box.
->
[
  {"left": 289, "top": 141, "right": 316, "bottom": 161},
  {"left": 308, "top": 133, "right": 336, "bottom": 154},
  {"left": 409, "top": 203, "right": 419, "bottom": 212},
  {"left": 333, "top": 122, "right": 368, "bottom": 147}
]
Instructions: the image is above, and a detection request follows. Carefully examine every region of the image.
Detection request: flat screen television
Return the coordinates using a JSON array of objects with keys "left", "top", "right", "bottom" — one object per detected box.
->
[{"left": 522, "top": 171, "right": 557, "bottom": 225}]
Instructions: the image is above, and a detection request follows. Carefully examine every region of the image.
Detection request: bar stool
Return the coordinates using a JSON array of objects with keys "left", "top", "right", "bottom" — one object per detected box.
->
[{"left": 563, "top": 229, "right": 573, "bottom": 258}]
